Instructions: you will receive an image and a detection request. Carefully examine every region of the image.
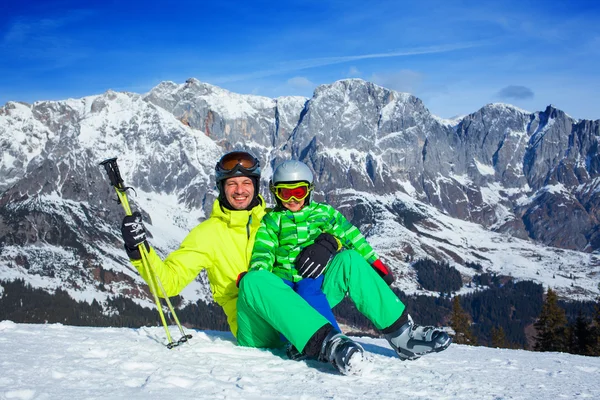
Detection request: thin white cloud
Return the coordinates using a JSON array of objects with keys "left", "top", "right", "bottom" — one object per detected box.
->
[
  {"left": 287, "top": 76, "right": 314, "bottom": 88},
  {"left": 212, "top": 41, "right": 489, "bottom": 84},
  {"left": 347, "top": 66, "right": 361, "bottom": 77},
  {"left": 2, "top": 11, "right": 95, "bottom": 45},
  {"left": 1, "top": 11, "right": 96, "bottom": 69}
]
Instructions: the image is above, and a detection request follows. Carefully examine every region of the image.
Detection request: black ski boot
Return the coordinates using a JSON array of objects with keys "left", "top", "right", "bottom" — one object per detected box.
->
[
  {"left": 384, "top": 314, "right": 452, "bottom": 360},
  {"left": 319, "top": 332, "right": 365, "bottom": 375},
  {"left": 286, "top": 343, "right": 308, "bottom": 361}
]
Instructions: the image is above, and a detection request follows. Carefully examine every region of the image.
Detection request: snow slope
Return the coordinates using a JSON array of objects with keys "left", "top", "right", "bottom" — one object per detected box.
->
[{"left": 0, "top": 321, "right": 598, "bottom": 400}]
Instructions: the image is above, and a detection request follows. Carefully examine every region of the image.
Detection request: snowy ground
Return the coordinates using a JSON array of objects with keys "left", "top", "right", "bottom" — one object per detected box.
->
[{"left": 1, "top": 321, "right": 599, "bottom": 400}]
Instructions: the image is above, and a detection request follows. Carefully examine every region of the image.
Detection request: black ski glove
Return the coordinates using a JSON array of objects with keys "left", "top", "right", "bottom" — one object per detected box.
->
[
  {"left": 296, "top": 233, "right": 339, "bottom": 279},
  {"left": 121, "top": 211, "right": 149, "bottom": 260},
  {"left": 372, "top": 259, "right": 395, "bottom": 286}
]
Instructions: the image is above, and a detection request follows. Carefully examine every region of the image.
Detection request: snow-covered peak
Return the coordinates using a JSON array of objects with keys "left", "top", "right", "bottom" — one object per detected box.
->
[
  {"left": 314, "top": 78, "right": 413, "bottom": 103},
  {"left": 539, "top": 104, "right": 577, "bottom": 122},
  {"left": 275, "top": 95, "right": 308, "bottom": 104},
  {"left": 306, "top": 78, "right": 426, "bottom": 134},
  {"left": 146, "top": 80, "right": 181, "bottom": 96},
  {"left": 479, "top": 102, "right": 532, "bottom": 116},
  {"left": 0, "top": 101, "right": 32, "bottom": 121},
  {"left": 432, "top": 114, "right": 465, "bottom": 127},
  {"left": 146, "top": 78, "right": 275, "bottom": 120}
]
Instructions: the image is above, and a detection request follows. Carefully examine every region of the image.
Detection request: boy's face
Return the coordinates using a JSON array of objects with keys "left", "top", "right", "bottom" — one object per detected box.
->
[{"left": 282, "top": 198, "right": 305, "bottom": 212}]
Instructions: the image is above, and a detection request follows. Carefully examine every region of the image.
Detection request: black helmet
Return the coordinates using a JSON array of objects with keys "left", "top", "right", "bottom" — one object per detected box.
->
[{"left": 215, "top": 151, "right": 261, "bottom": 209}]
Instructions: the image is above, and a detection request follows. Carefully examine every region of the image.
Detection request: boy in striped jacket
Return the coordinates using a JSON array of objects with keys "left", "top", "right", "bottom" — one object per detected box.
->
[{"left": 247, "top": 160, "right": 397, "bottom": 362}]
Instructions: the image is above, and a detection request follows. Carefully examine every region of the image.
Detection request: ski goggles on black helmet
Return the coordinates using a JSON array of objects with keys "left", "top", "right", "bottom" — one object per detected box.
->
[{"left": 215, "top": 151, "right": 260, "bottom": 182}]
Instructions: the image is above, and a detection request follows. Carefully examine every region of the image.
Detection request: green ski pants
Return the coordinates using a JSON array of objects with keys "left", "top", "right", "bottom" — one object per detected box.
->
[{"left": 236, "top": 249, "right": 406, "bottom": 352}]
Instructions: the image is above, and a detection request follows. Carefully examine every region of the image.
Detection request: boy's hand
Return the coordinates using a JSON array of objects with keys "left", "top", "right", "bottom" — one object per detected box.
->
[
  {"left": 372, "top": 259, "right": 395, "bottom": 285},
  {"left": 296, "top": 233, "right": 338, "bottom": 279},
  {"left": 236, "top": 271, "right": 247, "bottom": 288}
]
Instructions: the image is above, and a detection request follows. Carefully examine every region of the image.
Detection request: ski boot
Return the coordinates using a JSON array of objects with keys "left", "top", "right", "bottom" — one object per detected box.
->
[
  {"left": 285, "top": 343, "right": 308, "bottom": 361},
  {"left": 384, "top": 314, "right": 452, "bottom": 360},
  {"left": 319, "top": 332, "right": 365, "bottom": 375}
]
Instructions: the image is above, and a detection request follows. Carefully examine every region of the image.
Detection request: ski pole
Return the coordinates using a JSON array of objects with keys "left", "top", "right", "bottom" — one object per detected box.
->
[
  {"left": 100, "top": 157, "right": 191, "bottom": 348},
  {"left": 139, "top": 245, "right": 192, "bottom": 345},
  {"left": 153, "top": 273, "right": 192, "bottom": 343}
]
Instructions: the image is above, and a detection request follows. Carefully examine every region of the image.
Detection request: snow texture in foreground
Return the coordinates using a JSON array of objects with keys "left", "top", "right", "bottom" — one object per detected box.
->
[{"left": 0, "top": 321, "right": 599, "bottom": 399}]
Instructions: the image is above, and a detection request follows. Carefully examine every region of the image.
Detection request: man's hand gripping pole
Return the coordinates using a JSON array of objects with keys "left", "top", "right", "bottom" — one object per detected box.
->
[{"left": 100, "top": 157, "right": 191, "bottom": 348}]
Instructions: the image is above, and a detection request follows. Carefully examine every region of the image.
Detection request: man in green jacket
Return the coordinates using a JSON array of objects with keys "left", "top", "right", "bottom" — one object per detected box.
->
[{"left": 121, "top": 151, "right": 451, "bottom": 376}]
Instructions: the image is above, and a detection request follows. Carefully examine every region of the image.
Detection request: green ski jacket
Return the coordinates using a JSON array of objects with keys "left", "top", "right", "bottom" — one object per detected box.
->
[{"left": 249, "top": 201, "right": 378, "bottom": 282}]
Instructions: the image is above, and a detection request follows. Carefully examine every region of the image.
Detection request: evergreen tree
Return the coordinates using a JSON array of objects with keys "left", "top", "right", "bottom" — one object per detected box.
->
[
  {"left": 591, "top": 300, "right": 600, "bottom": 356},
  {"left": 534, "top": 288, "right": 568, "bottom": 352},
  {"left": 413, "top": 259, "right": 462, "bottom": 292},
  {"left": 491, "top": 326, "right": 510, "bottom": 349},
  {"left": 450, "top": 296, "right": 477, "bottom": 345},
  {"left": 568, "top": 312, "right": 592, "bottom": 355}
]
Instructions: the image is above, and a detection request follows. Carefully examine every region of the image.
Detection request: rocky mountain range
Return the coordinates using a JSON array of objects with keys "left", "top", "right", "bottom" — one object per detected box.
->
[{"left": 1, "top": 78, "right": 599, "bottom": 311}]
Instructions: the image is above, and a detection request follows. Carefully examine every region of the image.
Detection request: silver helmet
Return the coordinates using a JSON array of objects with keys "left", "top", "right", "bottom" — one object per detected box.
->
[{"left": 271, "top": 160, "right": 313, "bottom": 185}]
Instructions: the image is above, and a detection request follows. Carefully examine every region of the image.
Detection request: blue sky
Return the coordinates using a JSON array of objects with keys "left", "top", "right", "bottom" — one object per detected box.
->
[{"left": 1, "top": 0, "right": 599, "bottom": 119}]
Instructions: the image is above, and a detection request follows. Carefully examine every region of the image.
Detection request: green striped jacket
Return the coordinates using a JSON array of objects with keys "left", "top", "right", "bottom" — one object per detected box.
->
[{"left": 249, "top": 201, "right": 378, "bottom": 282}]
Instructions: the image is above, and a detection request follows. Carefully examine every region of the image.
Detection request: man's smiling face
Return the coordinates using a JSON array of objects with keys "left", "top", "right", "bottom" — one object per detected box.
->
[{"left": 224, "top": 176, "right": 255, "bottom": 210}]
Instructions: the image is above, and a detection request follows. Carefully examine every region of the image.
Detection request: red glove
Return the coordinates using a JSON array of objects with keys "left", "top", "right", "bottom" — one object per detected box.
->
[
  {"left": 236, "top": 271, "right": 248, "bottom": 288},
  {"left": 372, "top": 259, "right": 395, "bottom": 286}
]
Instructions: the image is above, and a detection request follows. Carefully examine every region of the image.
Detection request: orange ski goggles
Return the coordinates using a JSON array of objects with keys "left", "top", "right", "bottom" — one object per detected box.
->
[
  {"left": 271, "top": 182, "right": 312, "bottom": 202},
  {"left": 216, "top": 151, "right": 260, "bottom": 174}
]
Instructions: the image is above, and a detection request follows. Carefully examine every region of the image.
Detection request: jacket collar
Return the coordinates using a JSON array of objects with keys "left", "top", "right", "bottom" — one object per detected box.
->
[
  {"left": 210, "top": 195, "right": 267, "bottom": 227},
  {"left": 280, "top": 200, "right": 315, "bottom": 223}
]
